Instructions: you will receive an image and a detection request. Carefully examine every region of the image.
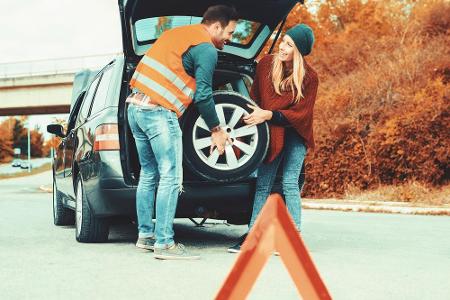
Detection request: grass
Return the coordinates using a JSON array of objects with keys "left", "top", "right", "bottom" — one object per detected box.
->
[
  {"left": 344, "top": 182, "right": 450, "bottom": 206},
  {"left": 0, "top": 163, "right": 52, "bottom": 180}
]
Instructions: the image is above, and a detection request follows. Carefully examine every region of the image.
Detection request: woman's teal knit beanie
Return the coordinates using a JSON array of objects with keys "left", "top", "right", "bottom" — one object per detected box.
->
[{"left": 285, "top": 24, "right": 315, "bottom": 56}]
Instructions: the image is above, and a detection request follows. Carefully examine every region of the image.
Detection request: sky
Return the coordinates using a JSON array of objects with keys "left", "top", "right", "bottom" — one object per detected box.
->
[
  {"left": 0, "top": 0, "right": 315, "bottom": 141},
  {"left": 0, "top": 0, "right": 122, "bottom": 63},
  {"left": 0, "top": 0, "right": 123, "bottom": 140}
]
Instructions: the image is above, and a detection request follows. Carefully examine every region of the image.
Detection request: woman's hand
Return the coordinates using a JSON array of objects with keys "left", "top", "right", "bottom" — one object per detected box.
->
[{"left": 243, "top": 104, "right": 273, "bottom": 126}]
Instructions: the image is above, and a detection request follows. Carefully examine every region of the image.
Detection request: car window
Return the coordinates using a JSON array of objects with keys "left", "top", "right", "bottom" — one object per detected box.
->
[
  {"left": 135, "top": 16, "right": 201, "bottom": 43},
  {"left": 90, "top": 66, "right": 113, "bottom": 116},
  {"left": 135, "top": 16, "right": 260, "bottom": 47},
  {"left": 66, "top": 91, "right": 85, "bottom": 133},
  {"left": 76, "top": 76, "right": 100, "bottom": 126}
]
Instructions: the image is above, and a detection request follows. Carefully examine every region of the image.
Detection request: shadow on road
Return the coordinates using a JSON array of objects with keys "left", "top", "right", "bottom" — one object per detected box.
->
[{"left": 105, "top": 219, "right": 243, "bottom": 248}]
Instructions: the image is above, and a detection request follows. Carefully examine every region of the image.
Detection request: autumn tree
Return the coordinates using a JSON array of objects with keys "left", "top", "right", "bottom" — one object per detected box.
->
[
  {"left": 253, "top": 0, "right": 449, "bottom": 197},
  {"left": 10, "top": 117, "right": 28, "bottom": 156},
  {"left": 42, "top": 117, "right": 66, "bottom": 157},
  {"left": 0, "top": 118, "right": 14, "bottom": 162},
  {"left": 30, "top": 126, "right": 44, "bottom": 157},
  {"left": 42, "top": 136, "right": 60, "bottom": 157}
]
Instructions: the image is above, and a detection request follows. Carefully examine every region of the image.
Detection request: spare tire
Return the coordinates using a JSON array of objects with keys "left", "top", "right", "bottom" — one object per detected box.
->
[{"left": 181, "top": 91, "right": 269, "bottom": 183}]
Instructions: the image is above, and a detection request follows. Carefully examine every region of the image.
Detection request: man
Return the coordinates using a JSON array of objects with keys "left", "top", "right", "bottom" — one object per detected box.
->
[{"left": 126, "top": 5, "right": 238, "bottom": 260}]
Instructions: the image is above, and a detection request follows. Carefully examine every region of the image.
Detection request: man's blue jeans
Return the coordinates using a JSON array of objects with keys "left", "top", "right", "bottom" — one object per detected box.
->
[
  {"left": 249, "top": 128, "right": 307, "bottom": 231},
  {"left": 127, "top": 104, "right": 182, "bottom": 249}
]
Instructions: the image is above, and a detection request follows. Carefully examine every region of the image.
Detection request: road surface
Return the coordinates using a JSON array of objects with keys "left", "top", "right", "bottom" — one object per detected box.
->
[{"left": 0, "top": 172, "right": 449, "bottom": 299}]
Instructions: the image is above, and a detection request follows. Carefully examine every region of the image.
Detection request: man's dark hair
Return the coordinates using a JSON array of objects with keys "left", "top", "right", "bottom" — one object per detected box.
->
[{"left": 201, "top": 5, "right": 239, "bottom": 28}]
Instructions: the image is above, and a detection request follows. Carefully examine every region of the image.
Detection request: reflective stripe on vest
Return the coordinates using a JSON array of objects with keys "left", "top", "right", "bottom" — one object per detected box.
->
[
  {"left": 130, "top": 24, "right": 213, "bottom": 116},
  {"left": 132, "top": 71, "right": 186, "bottom": 114},
  {"left": 140, "top": 56, "right": 194, "bottom": 99}
]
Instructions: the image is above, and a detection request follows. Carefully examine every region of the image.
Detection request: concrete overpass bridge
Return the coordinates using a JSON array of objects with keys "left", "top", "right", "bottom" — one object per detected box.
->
[{"left": 0, "top": 54, "right": 118, "bottom": 116}]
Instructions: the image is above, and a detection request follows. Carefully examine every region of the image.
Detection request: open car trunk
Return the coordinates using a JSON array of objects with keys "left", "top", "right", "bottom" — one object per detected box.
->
[
  {"left": 118, "top": 0, "right": 303, "bottom": 184},
  {"left": 124, "top": 61, "right": 258, "bottom": 184}
]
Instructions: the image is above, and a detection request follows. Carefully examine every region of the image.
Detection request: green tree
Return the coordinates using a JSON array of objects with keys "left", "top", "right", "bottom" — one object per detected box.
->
[
  {"left": 11, "top": 117, "right": 28, "bottom": 156},
  {"left": 30, "top": 126, "right": 44, "bottom": 157}
]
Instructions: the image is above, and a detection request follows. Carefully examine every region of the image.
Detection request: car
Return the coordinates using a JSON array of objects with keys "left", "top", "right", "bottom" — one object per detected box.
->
[
  {"left": 19, "top": 161, "right": 32, "bottom": 170},
  {"left": 70, "top": 69, "right": 99, "bottom": 112},
  {"left": 47, "top": 0, "right": 305, "bottom": 243},
  {"left": 11, "top": 159, "right": 22, "bottom": 167}
]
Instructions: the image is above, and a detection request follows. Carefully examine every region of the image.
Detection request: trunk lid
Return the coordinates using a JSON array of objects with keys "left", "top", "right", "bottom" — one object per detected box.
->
[{"left": 118, "top": 0, "right": 302, "bottom": 62}]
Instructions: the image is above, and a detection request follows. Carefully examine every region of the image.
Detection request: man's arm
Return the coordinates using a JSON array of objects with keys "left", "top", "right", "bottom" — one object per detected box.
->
[
  {"left": 185, "top": 43, "right": 230, "bottom": 154},
  {"left": 187, "top": 43, "right": 220, "bottom": 130}
]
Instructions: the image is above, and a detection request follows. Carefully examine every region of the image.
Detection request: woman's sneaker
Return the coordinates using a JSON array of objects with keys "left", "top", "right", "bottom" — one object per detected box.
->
[
  {"left": 136, "top": 237, "right": 155, "bottom": 251},
  {"left": 154, "top": 243, "right": 200, "bottom": 260},
  {"left": 227, "top": 234, "right": 248, "bottom": 253}
]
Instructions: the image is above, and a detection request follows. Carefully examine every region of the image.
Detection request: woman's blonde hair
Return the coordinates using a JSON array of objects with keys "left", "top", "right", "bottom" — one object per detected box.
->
[{"left": 271, "top": 45, "right": 305, "bottom": 104}]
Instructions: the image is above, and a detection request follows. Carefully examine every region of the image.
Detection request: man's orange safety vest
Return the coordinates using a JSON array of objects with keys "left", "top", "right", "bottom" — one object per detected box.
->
[{"left": 129, "top": 24, "right": 213, "bottom": 117}]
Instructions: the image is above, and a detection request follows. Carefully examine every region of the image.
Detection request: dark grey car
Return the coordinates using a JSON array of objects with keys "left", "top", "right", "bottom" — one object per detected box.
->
[{"left": 47, "top": 0, "right": 304, "bottom": 243}]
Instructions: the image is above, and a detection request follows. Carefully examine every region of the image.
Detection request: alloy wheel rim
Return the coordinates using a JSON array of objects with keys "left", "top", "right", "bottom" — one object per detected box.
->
[{"left": 192, "top": 103, "right": 258, "bottom": 171}]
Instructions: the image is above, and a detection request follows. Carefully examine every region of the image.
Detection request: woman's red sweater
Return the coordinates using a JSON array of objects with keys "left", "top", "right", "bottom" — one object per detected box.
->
[{"left": 250, "top": 54, "right": 319, "bottom": 163}]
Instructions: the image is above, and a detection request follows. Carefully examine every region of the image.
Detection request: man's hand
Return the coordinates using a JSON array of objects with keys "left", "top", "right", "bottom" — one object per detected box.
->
[
  {"left": 210, "top": 127, "right": 232, "bottom": 155},
  {"left": 243, "top": 104, "right": 272, "bottom": 126}
]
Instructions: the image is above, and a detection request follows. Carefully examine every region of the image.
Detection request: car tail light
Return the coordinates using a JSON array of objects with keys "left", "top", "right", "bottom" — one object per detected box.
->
[{"left": 94, "top": 124, "right": 120, "bottom": 151}]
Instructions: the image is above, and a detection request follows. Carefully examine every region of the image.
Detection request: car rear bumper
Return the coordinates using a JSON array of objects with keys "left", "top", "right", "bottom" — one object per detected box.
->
[{"left": 87, "top": 176, "right": 256, "bottom": 220}]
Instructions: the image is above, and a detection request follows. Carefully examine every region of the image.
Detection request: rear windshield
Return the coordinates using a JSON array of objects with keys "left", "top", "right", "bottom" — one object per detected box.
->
[{"left": 135, "top": 16, "right": 261, "bottom": 48}]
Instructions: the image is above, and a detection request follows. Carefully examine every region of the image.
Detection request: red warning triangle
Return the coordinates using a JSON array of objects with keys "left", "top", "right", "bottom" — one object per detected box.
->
[{"left": 216, "top": 193, "right": 331, "bottom": 300}]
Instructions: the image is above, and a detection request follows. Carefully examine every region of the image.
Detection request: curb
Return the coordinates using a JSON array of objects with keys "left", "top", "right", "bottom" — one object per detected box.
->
[
  {"left": 36, "top": 185, "right": 450, "bottom": 216},
  {"left": 303, "top": 200, "right": 450, "bottom": 216},
  {"left": 39, "top": 185, "right": 52, "bottom": 193}
]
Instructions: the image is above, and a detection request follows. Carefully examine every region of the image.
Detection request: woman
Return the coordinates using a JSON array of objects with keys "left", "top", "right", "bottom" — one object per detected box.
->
[{"left": 228, "top": 24, "right": 319, "bottom": 253}]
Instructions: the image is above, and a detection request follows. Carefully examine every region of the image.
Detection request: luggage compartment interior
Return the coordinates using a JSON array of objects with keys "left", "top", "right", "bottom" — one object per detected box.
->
[{"left": 123, "top": 68, "right": 254, "bottom": 185}]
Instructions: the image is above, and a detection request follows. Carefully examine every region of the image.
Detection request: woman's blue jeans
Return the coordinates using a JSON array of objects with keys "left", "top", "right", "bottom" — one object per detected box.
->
[
  {"left": 249, "top": 128, "right": 307, "bottom": 232},
  {"left": 127, "top": 104, "right": 183, "bottom": 249}
]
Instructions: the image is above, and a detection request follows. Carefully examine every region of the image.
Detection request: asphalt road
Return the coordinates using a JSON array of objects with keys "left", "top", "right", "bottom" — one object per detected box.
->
[
  {"left": 1, "top": 172, "right": 449, "bottom": 300},
  {"left": 0, "top": 158, "right": 51, "bottom": 175}
]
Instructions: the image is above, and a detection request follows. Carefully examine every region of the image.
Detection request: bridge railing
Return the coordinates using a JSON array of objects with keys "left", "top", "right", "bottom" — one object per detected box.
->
[{"left": 0, "top": 53, "right": 120, "bottom": 79}]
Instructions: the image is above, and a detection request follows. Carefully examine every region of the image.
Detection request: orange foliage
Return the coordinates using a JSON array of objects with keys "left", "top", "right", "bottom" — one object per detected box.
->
[
  {"left": 263, "top": 0, "right": 449, "bottom": 197},
  {"left": 30, "top": 128, "right": 44, "bottom": 157},
  {"left": 0, "top": 118, "right": 14, "bottom": 162},
  {"left": 42, "top": 136, "right": 60, "bottom": 157},
  {"left": 0, "top": 118, "right": 50, "bottom": 162}
]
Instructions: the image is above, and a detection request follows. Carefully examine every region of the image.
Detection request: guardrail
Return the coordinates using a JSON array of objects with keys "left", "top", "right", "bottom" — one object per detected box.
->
[{"left": 0, "top": 53, "right": 120, "bottom": 79}]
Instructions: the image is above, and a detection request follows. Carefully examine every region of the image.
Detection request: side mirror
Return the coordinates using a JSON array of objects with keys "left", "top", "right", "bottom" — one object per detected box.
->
[{"left": 47, "top": 124, "right": 66, "bottom": 138}]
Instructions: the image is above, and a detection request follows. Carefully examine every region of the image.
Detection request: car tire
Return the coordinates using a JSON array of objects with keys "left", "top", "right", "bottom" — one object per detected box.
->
[
  {"left": 182, "top": 91, "right": 269, "bottom": 182},
  {"left": 53, "top": 179, "right": 75, "bottom": 226},
  {"left": 75, "top": 175, "right": 109, "bottom": 243}
]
